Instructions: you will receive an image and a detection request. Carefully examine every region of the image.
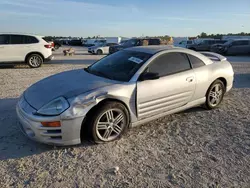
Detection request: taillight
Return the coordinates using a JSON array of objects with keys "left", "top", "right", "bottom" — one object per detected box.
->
[
  {"left": 51, "top": 42, "right": 55, "bottom": 47},
  {"left": 44, "top": 44, "right": 51, "bottom": 48}
]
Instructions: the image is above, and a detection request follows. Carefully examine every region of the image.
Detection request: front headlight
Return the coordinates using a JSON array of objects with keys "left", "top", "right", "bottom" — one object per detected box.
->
[{"left": 37, "top": 97, "right": 69, "bottom": 116}]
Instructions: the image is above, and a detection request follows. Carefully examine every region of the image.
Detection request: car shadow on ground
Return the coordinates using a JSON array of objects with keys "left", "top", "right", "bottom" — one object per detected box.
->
[{"left": 0, "top": 98, "right": 94, "bottom": 161}]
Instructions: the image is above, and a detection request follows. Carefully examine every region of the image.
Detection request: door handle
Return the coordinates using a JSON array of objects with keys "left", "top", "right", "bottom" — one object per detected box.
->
[{"left": 186, "top": 76, "right": 194, "bottom": 82}]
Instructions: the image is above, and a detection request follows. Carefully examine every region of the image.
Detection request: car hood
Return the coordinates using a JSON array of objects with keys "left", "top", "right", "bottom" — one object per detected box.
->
[{"left": 24, "top": 69, "right": 119, "bottom": 110}]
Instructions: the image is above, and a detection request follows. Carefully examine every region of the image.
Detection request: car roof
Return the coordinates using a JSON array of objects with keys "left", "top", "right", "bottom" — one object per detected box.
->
[
  {"left": 125, "top": 45, "right": 178, "bottom": 54},
  {"left": 0, "top": 33, "right": 44, "bottom": 38}
]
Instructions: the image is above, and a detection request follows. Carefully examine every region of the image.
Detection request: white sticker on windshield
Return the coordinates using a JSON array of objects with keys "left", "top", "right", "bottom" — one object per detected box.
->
[{"left": 128, "top": 57, "right": 143, "bottom": 64}]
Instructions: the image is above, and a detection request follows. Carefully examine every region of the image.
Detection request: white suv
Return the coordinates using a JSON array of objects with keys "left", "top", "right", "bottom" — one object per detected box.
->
[{"left": 0, "top": 34, "right": 53, "bottom": 68}]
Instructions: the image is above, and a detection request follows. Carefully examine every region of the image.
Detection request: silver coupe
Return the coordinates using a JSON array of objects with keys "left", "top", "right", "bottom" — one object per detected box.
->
[{"left": 16, "top": 46, "right": 234, "bottom": 145}]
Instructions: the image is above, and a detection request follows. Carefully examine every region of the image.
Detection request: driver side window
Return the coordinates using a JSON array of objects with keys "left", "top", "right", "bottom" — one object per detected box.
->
[{"left": 148, "top": 52, "right": 191, "bottom": 77}]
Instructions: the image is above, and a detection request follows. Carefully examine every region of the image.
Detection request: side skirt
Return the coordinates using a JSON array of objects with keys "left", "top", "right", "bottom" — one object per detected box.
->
[{"left": 131, "top": 97, "right": 206, "bottom": 128}]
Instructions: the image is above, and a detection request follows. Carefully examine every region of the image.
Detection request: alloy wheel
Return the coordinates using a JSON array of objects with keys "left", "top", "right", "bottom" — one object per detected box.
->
[
  {"left": 208, "top": 83, "right": 223, "bottom": 107},
  {"left": 29, "top": 56, "right": 42, "bottom": 67},
  {"left": 96, "top": 109, "right": 125, "bottom": 142}
]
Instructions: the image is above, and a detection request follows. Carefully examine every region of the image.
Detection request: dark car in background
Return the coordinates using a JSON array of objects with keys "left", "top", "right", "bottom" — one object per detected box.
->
[
  {"left": 109, "top": 38, "right": 161, "bottom": 54},
  {"left": 187, "top": 39, "right": 227, "bottom": 51},
  {"left": 68, "top": 39, "right": 83, "bottom": 46},
  {"left": 211, "top": 39, "right": 250, "bottom": 55},
  {"left": 53, "top": 40, "right": 62, "bottom": 50}
]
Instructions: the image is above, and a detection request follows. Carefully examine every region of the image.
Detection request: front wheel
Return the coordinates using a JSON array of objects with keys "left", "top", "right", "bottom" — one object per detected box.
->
[
  {"left": 26, "top": 54, "right": 43, "bottom": 68},
  {"left": 205, "top": 80, "right": 225, "bottom": 109},
  {"left": 88, "top": 102, "right": 129, "bottom": 143},
  {"left": 96, "top": 49, "right": 103, "bottom": 55}
]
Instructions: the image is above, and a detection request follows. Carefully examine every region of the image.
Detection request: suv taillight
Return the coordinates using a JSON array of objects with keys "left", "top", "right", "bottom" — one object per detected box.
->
[{"left": 44, "top": 44, "right": 51, "bottom": 48}]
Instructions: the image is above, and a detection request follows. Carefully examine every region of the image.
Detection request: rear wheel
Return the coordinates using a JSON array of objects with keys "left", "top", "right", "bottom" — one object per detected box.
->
[
  {"left": 96, "top": 49, "right": 103, "bottom": 55},
  {"left": 205, "top": 80, "right": 225, "bottom": 109},
  {"left": 87, "top": 102, "right": 129, "bottom": 144},
  {"left": 54, "top": 44, "right": 60, "bottom": 50},
  {"left": 26, "top": 54, "right": 43, "bottom": 68}
]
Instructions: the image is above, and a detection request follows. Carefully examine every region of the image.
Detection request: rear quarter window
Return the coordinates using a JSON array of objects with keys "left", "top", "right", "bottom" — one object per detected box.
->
[
  {"left": 188, "top": 54, "right": 205, "bottom": 68},
  {"left": 24, "top": 36, "right": 39, "bottom": 44}
]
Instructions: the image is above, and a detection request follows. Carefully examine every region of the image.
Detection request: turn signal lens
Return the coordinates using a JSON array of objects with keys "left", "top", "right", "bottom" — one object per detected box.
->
[{"left": 41, "top": 121, "right": 61, "bottom": 127}]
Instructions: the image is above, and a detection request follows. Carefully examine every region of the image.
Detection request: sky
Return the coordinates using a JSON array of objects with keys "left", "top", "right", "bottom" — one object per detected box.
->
[{"left": 0, "top": 0, "right": 250, "bottom": 37}]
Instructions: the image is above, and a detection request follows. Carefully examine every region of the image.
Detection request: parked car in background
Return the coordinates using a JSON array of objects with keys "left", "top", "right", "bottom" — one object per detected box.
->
[
  {"left": 0, "top": 33, "right": 53, "bottom": 68},
  {"left": 187, "top": 39, "right": 227, "bottom": 51},
  {"left": 17, "top": 46, "right": 234, "bottom": 145},
  {"left": 211, "top": 39, "right": 250, "bottom": 55},
  {"left": 68, "top": 39, "right": 83, "bottom": 46},
  {"left": 88, "top": 43, "right": 117, "bottom": 55},
  {"left": 109, "top": 38, "right": 161, "bottom": 54},
  {"left": 175, "top": 40, "right": 195, "bottom": 48},
  {"left": 53, "top": 40, "right": 62, "bottom": 50}
]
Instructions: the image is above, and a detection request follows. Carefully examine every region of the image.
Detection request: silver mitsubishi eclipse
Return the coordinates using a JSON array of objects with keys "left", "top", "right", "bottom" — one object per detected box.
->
[{"left": 16, "top": 46, "right": 234, "bottom": 145}]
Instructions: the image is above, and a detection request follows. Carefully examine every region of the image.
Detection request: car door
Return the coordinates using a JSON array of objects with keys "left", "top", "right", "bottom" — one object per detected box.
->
[
  {"left": 198, "top": 40, "right": 210, "bottom": 51},
  {"left": 227, "top": 40, "right": 249, "bottom": 55},
  {"left": 0, "top": 34, "right": 11, "bottom": 62},
  {"left": 7, "top": 35, "right": 27, "bottom": 61},
  {"left": 136, "top": 52, "right": 196, "bottom": 120}
]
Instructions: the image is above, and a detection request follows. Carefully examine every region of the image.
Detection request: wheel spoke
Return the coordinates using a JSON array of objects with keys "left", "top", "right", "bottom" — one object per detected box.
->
[
  {"left": 210, "top": 97, "right": 216, "bottom": 104},
  {"left": 97, "top": 122, "right": 109, "bottom": 130},
  {"left": 103, "top": 129, "right": 112, "bottom": 139},
  {"left": 113, "top": 113, "right": 124, "bottom": 125},
  {"left": 214, "top": 84, "right": 220, "bottom": 92},
  {"left": 113, "top": 125, "right": 122, "bottom": 135},
  {"left": 105, "top": 110, "right": 114, "bottom": 122},
  {"left": 218, "top": 89, "right": 223, "bottom": 96},
  {"left": 209, "top": 91, "right": 216, "bottom": 98}
]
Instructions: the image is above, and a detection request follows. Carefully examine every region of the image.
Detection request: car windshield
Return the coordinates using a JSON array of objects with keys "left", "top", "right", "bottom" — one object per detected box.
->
[{"left": 86, "top": 50, "right": 152, "bottom": 82}]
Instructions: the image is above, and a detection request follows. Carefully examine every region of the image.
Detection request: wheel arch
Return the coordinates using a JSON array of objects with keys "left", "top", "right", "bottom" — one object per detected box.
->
[
  {"left": 25, "top": 52, "right": 45, "bottom": 62},
  {"left": 216, "top": 77, "right": 227, "bottom": 88},
  {"left": 80, "top": 98, "right": 131, "bottom": 142},
  {"left": 96, "top": 49, "right": 103, "bottom": 54}
]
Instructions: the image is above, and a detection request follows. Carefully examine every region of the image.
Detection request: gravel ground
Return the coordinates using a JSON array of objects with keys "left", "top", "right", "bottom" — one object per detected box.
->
[{"left": 0, "top": 48, "right": 250, "bottom": 188}]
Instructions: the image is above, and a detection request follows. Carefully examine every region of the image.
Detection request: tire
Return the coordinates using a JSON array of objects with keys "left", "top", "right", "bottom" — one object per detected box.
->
[
  {"left": 26, "top": 54, "right": 43, "bottom": 68},
  {"left": 54, "top": 44, "right": 60, "bottom": 50},
  {"left": 96, "top": 49, "right": 103, "bottom": 55},
  {"left": 205, "top": 80, "right": 225, "bottom": 110},
  {"left": 87, "top": 101, "right": 129, "bottom": 144}
]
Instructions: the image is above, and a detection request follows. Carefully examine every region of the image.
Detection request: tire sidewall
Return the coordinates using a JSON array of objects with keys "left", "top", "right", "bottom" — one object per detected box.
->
[
  {"left": 89, "top": 102, "right": 129, "bottom": 144},
  {"left": 97, "top": 50, "right": 103, "bottom": 55},
  {"left": 206, "top": 80, "right": 225, "bottom": 109},
  {"left": 55, "top": 45, "right": 59, "bottom": 50},
  {"left": 27, "top": 54, "right": 43, "bottom": 68}
]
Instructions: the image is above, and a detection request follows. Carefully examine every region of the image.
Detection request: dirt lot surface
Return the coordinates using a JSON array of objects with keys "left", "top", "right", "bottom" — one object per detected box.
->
[{"left": 0, "top": 47, "right": 250, "bottom": 188}]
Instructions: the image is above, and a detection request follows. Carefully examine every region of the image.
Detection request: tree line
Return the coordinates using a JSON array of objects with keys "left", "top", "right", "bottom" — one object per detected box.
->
[{"left": 198, "top": 32, "right": 250, "bottom": 39}]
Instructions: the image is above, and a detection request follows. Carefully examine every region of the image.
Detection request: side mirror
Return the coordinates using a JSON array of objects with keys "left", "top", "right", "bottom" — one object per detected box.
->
[{"left": 139, "top": 72, "right": 160, "bottom": 81}]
